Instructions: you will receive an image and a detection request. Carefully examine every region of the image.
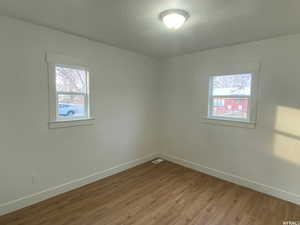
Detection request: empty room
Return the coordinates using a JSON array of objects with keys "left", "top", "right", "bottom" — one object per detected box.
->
[{"left": 0, "top": 0, "right": 300, "bottom": 224}]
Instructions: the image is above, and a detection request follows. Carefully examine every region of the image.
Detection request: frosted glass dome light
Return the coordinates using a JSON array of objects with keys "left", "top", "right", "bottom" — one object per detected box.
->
[{"left": 160, "top": 9, "right": 189, "bottom": 30}]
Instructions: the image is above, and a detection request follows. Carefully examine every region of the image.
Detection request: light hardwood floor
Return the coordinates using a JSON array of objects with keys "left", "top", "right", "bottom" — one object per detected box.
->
[{"left": 0, "top": 161, "right": 299, "bottom": 225}]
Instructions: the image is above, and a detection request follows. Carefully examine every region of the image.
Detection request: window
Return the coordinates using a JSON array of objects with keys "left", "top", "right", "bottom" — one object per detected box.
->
[
  {"left": 56, "top": 65, "right": 89, "bottom": 120},
  {"left": 47, "top": 53, "right": 94, "bottom": 128},
  {"left": 207, "top": 72, "right": 258, "bottom": 127}
]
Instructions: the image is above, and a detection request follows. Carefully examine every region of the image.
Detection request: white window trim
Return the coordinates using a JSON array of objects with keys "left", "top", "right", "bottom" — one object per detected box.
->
[
  {"left": 205, "top": 63, "right": 260, "bottom": 129},
  {"left": 48, "top": 118, "right": 95, "bottom": 129},
  {"left": 46, "top": 53, "right": 95, "bottom": 129}
]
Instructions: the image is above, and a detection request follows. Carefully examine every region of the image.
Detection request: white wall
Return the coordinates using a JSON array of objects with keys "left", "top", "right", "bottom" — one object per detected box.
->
[
  {"left": 160, "top": 34, "right": 300, "bottom": 203},
  {"left": 0, "top": 16, "right": 159, "bottom": 213}
]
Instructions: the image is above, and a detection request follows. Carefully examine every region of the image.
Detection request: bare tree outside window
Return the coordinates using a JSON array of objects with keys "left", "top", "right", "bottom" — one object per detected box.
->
[
  {"left": 56, "top": 66, "right": 86, "bottom": 92},
  {"left": 212, "top": 74, "right": 251, "bottom": 96}
]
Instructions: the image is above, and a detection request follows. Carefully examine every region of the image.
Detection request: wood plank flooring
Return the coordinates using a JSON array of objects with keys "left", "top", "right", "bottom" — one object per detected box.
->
[{"left": 0, "top": 161, "right": 299, "bottom": 225}]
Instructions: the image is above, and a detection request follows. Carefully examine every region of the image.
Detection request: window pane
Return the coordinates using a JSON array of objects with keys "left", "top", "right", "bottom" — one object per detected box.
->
[
  {"left": 56, "top": 65, "right": 87, "bottom": 93},
  {"left": 57, "top": 94, "right": 86, "bottom": 119},
  {"left": 212, "top": 74, "right": 251, "bottom": 96},
  {"left": 212, "top": 97, "right": 249, "bottom": 120}
]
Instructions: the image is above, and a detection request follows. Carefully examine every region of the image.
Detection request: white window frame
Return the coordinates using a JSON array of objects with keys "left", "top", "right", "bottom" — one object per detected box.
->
[
  {"left": 206, "top": 64, "right": 259, "bottom": 129},
  {"left": 46, "top": 53, "right": 94, "bottom": 128}
]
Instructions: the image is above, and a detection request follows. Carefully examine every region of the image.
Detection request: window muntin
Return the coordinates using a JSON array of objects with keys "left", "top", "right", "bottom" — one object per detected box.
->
[
  {"left": 55, "top": 65, "right": 90, "bottom": 121},
  {"left": 208, "top": 73, "right": 253, "bottom": 122}
]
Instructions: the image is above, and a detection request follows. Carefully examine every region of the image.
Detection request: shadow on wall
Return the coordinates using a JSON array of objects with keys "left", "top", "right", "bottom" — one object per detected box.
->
[{"left": 273, "top": 106, "right": 300, "bottom": 166}]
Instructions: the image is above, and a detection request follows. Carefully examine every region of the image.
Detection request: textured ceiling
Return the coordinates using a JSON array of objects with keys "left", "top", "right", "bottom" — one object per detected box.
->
[{"left": 0, "top": 0, "right": 300, "bottom": 57}]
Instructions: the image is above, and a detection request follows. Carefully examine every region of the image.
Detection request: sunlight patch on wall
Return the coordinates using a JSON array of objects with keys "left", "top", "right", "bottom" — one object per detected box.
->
[
  {"left": 275, "top": 106, "right": 300, "bottom": 136},
  {"left": 274, "top": 106, "right": 300, "bottom": 165},
  {"left": 274, "top": 134, "right": 300, "bottom": 165}
]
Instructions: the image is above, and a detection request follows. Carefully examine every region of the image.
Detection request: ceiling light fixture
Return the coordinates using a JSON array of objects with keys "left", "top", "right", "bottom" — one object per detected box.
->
[{"left": 159, "top": 9, "right": 189, "bottom": 30}]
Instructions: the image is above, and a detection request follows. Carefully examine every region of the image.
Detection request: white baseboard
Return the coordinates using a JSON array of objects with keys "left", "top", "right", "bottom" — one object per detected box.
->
[
  {"left": 159, "top": 153, "right": 300, "bottom": 206},
  {"left": 0, "top": 153, "right": 159, "bottom": 216}
]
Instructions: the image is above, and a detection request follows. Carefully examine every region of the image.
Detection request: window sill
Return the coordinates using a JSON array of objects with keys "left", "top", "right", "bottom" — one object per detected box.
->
[
  {"left": 204, "top": 117, "right": 256, "bottom": 129},
  {"left": 48, "top": 118, "right": 95, "bottom": 129}
]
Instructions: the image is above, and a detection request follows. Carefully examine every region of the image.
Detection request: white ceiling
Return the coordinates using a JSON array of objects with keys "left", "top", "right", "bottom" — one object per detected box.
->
[{"left": 0, "top": 0, "right": 300, "bottom": 57}]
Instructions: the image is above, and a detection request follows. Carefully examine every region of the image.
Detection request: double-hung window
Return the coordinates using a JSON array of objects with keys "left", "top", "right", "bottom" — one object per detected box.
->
[
  {"left": 47, "top": 53, "right": 94, "bottom": 128},
  {"left": 56, "top": 65, "right": 89, "bottom": 119},
  {"left": 207, "top": 72, "right": 258, "bottom": 127}
]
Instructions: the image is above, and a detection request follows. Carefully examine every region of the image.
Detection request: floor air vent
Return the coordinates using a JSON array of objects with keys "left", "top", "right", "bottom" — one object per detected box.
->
[{"left": 152, "top": 158, "right": 164, "bottom": 164}]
